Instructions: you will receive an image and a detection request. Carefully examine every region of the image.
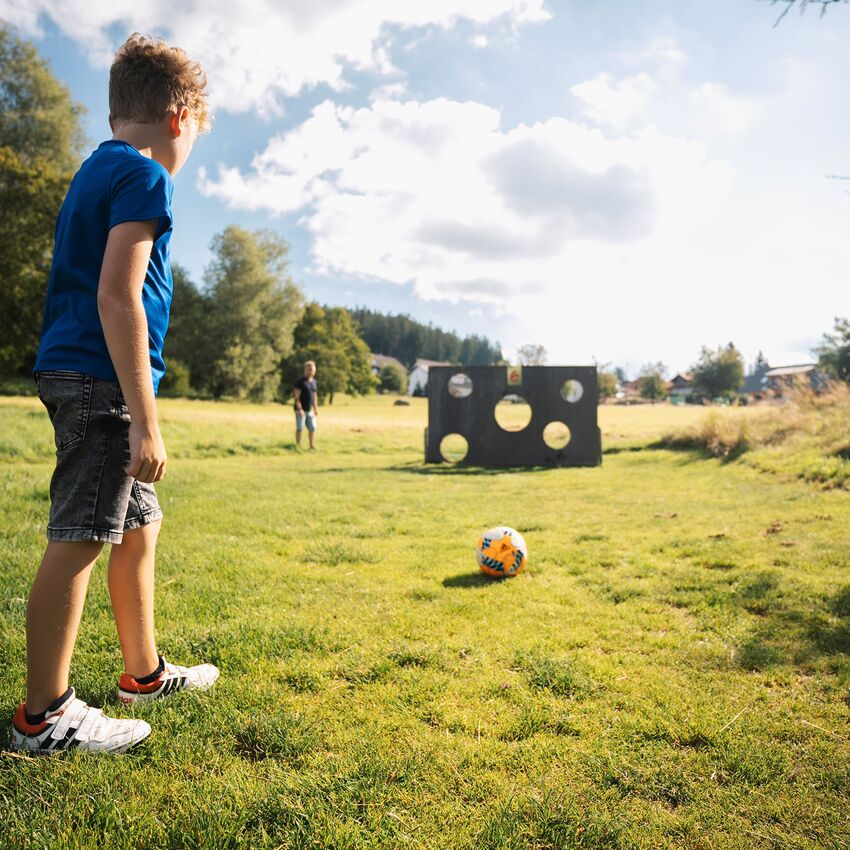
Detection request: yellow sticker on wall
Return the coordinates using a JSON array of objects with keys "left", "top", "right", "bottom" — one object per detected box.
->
[{"left": 507, "top": 365, "right": 522, "bottom": 386}]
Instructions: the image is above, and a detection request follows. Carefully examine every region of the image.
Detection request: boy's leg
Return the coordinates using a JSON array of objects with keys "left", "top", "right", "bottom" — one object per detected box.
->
[
  {"left": 108, "top": 520, "right": 161, "bottom": 679},
  {"left": 295, "top": 410, "right": 303, "bottom": 446},
  {"left": 26, "top": 540, "right": 103, "bottom": 714},
  {"left": 308, "top": 414, "right": 316, "bottom": 450}
]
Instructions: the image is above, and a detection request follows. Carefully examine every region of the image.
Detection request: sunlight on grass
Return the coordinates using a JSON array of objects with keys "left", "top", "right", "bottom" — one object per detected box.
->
[{"left": 1, "top": 393, "right": 848, "bottom": 849}]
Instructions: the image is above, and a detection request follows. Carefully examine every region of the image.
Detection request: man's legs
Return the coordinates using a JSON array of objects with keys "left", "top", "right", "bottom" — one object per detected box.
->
[
  {"left": 308, "top": 414, "right": 316, "bottom": 450},
  {"left": 108, "top": 520, "right": 161, "bottom": 679},
  {"left": 295, "top": 410, "right": 304, "bottom": 447},
  {"left": 25, "top": 540, "right": 103, "bottom": 714}
]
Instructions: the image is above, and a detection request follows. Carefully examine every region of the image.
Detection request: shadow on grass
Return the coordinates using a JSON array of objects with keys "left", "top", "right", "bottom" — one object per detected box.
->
[
  {"left": 648, "top": 439, "right": 749, "bottom": 464},
  {"left": 442, "top": 571, "right": 501, "bottom": 588},
  {"left": 732, "top": 582, "right": 850, "bottom": 671},
  {"left": 387, "top": 462, "right": 558, "bottom": 476}
]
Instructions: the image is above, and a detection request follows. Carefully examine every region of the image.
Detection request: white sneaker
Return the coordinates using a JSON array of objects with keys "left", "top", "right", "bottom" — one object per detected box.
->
[
  {"left": 10, "top": 689, "right": 151, "bottom": 754},
  {"left": 117, "top": 658, "right": 219, "bottom": 705}
]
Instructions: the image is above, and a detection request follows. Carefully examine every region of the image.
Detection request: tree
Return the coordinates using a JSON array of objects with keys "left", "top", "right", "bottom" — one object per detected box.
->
[
  {"left": 379, "top": 362, "right": 407, "bottom": 394},
  {"left": 598, "top": 371, "right": 618, "bottom": 399},
  {"left": 284, "top": 303, "right": 377, "bottom": 404},
  {"left": 750, "top": 350, "right": 770, "bottom": 375},
  {"left": 691, "top": 343, "right": 745, "bottom": 399},
  {"left": 814, "top": 317, "right": 850, "bottom": 382},
  {"left": 517, "top": 344, "right": 547, "bottom": 366},
  {"left": 162, "top": 264, "right": 210, "bottom": 390},
  {"left": 638, "top": 362, "right": 667, "bottom": 404},
  {"left": 203, "top": 226, "right": 304, "bottom": 401},
  {"left": 0, "top": 26, "right": 86, "bottom": 374},
  {"left": 349, "top": 307, "right": 501, "bottom": 366},
  {"left": 593, "top": 359, "right": 618, "bottom": 399}
]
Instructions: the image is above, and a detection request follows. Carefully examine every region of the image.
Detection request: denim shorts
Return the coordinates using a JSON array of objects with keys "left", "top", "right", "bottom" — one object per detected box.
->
[
  {"left": 295, "top": 410, "right": 316, "bottom": 432},
  {"left": 35, "top": 371, "right": 163, "bottom": 544}
]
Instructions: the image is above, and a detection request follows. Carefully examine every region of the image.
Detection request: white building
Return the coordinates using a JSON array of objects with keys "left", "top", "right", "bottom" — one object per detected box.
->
[{"left": 408, "top": 358, "right": 451, "bottom": 396}]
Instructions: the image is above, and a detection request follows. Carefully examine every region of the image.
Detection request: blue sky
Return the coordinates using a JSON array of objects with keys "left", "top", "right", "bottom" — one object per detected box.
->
[{"left": 4, "top": 0, "right": 849, "bottom": 376}]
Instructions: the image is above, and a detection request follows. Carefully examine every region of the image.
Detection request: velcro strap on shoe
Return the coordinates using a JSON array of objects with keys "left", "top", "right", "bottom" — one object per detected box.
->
[{"left": 50, "top": 699, "right": 87, "bottom": 740}]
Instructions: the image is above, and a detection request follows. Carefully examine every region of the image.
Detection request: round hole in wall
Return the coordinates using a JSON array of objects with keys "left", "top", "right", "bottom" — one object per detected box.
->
[
  {"left": 440, "top": 433, "right": 469, "bottom": 463},
  {"left": 561, "top": 379, "right": 584, "bottom": 403},
  {"left": 447, "top": 373, "right": 473, "bottom": 399},
  {"left": 543, "top": 421, "right": 572, "bottom": 450},
  {"left": 494, "top": 394, "right": 532, "bottom": 432}
]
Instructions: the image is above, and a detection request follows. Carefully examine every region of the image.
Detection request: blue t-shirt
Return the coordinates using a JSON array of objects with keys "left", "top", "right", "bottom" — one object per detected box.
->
[{"left": 34, "top": 140, "right": 174, "bottom": 393}]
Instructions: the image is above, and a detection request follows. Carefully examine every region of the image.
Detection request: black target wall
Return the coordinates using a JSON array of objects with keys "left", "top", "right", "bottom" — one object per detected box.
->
[{"left": 424, "top": 365, "right": 602, "bottom": 467}]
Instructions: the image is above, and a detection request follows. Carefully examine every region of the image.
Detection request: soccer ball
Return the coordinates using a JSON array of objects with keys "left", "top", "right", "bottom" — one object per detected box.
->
[{"left": 476, "top": 526, "right": 527, "bottom": 577}]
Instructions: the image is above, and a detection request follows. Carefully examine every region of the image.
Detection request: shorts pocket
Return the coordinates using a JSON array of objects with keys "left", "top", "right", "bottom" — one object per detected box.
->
[{"left": 37, "top": 372, "right": 93, "bottom": 452}]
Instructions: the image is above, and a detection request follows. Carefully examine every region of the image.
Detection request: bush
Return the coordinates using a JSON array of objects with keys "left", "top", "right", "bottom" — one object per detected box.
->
[
  {"left": 379, "top": 362, "right": 407, "bottom": 394},
  {"left": 158, "top": 359, "right": 192, "bottom": 398}
]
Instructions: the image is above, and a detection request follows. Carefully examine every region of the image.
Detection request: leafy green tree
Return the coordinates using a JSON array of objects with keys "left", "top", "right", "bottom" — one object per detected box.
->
[
  {"left": 598, "top": 370, "right": 618, "bottom": 399},
  {"left": 692, "top": 343, "right": 745, "bottom": 399},
  {"left": 0, "top": 26, "right": 86, "bottom": 374},
  {"left": 284, "top": 303, "right": 376, "bottom": 404},
  {"left": 638, "top": 362, "right": 667, "bottom": 404},
  {"left": 814, "top": 317, "right": 850, "bottom": 382},
  {"left": 379, "top": 362, "right": 407, "bottom": 394},
  {"left": 162, "top": 264, "right": 210, "bottom": 390},
  {"left": 158, "top": 359, "right": 192, "bottom": 398},
  {"left": 203, "top": 226, "right": 304, "bottom": 401}
]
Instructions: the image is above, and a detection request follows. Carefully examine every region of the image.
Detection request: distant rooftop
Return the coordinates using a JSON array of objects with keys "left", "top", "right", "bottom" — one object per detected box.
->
[
  {"left": 412, "top": 358, "right": 452, "bottom": 369},
  {"left": 765, "top": 364, "right": 818, "bottom": 377}
]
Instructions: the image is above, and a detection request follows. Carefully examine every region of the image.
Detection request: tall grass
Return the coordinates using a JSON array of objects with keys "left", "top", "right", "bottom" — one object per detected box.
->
[{"left": 657, "top": 384, "right": 850, "bottom": 487}]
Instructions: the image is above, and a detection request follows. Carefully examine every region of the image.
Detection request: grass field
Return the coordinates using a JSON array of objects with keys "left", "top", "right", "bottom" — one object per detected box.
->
[{"left": 1, "top": 395, "right": 848, "bottom": 850}]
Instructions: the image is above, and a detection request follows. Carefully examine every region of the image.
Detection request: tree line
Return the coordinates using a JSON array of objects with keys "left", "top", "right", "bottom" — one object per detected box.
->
[{"left": 350, "top": 308, "right": 502, "bottom": 368}]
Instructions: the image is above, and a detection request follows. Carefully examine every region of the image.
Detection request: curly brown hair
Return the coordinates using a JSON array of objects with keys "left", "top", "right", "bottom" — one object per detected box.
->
[{"left": 109, "top": 33, "right": 210, "bottom": 133}]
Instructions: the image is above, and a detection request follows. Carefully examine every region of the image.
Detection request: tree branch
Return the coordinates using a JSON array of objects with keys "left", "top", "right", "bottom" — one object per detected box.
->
[{"left": 764, "top": 0, "right": 847, "bottom": 26}]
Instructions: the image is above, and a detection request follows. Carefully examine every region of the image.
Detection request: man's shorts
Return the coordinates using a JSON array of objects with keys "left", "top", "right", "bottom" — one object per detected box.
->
[
  {"left": 295, "top": 409, "right": 317, "bottom": 433},
  {"left": 35, "top": 371, "right": 163, "bottom": 544}
]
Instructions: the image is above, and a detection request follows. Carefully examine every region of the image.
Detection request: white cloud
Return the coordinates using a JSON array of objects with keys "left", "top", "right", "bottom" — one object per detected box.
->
[
  {"left": 199, "top": 97, "right": 735, "bottom": 321},
  {"left": 571, "top": 72, "right": 658, "bottom": 129},
  {"left": 2, "top": 0, "right": 550, "bottom": 115},
  {"left": 470, "top": 34, "right": 489, "bottom": 49},
  {"left": 690, "top": 82, "right": 758, "bottom": 137},
  {"left": 643, "top": 36, "right": 686, "bottom": 67}
]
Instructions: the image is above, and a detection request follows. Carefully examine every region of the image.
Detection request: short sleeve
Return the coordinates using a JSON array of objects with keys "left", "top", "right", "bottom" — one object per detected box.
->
[{"left": 109, "top": 158, "right": 173, "bottom": 240}]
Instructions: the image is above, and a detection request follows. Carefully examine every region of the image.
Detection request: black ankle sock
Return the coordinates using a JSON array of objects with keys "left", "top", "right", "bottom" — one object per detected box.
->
[
  {"left": 135, "top": 655, "right": 165, "bottom": 685},
  {"left": 25, "top": 687, "right": 73, "bottom": 725}
]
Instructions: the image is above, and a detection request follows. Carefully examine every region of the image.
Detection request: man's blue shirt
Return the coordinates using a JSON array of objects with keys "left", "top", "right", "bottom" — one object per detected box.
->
[{"left": 34, "top": 140, "right": 174, "bottom": 393}]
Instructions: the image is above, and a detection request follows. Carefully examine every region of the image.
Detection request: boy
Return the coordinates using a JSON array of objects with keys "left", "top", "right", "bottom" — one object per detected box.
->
[
  {"left": 10, "top": 34, "right": 218, "bottom": 754},
  {"left": 293, "top": 360, "right": 319, "bottom": 450}
]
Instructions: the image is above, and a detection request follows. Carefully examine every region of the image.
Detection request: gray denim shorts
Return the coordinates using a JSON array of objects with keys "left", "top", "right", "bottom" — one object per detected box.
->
[{"left": 35, "top": 371, "right": 162, "bottom": 544}]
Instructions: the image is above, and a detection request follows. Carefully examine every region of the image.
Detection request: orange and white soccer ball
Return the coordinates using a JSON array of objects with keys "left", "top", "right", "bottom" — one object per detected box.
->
[{"left": 476, "top": 526, "right": 527, "bottom": 577}]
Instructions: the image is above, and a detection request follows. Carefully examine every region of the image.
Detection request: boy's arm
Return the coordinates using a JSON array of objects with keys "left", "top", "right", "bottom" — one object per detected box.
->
[
  {"left": 293, "top": 387, "right": 302, "bottom": 411},
  {"left": 97, "top": 219, "right": 167, "bottom": 484},
  {"left": 312, "top": 388, "right": 318, "bottom": 415}
]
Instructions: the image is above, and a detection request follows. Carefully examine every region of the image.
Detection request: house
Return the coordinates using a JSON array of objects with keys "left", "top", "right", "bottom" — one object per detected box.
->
[
  {"left": 764, "top": 364, "right": 827, "bottom": 396},
  {"left": 741, "top": 363, "right": 771, "bottom": 399},
  {"left": 617, "top": 379, "right": 642, "bottom": 403},
  {"left": 408, "top": 358, "right": 451, "bottom": 396},
  {"left": 667, "top": 372, "right": 694, "bottom": 403},
  {"left": 370, "top": 353, "right": 406, "bottom": 378}
]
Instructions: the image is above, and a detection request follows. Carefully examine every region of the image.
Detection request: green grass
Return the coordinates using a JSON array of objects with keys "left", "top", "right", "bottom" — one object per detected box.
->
[{"left": 1, "top": 395, "right": 848, "bottom": 849}]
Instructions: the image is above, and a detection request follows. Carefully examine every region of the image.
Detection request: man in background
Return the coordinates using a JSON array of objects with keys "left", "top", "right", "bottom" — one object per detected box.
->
[{"left": 293, "top": 360, "right": 318, "bottom": 449}]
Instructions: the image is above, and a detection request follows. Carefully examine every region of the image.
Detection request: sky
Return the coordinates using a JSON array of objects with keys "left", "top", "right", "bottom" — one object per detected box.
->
[{"left": 3, "top": 0, "right": 849, "bottom": 377}]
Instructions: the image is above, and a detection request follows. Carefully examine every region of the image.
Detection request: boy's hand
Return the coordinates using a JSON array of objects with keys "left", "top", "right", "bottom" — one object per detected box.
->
[{"left": 126, "top": 422, "right": 167, "bottom": 483}]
